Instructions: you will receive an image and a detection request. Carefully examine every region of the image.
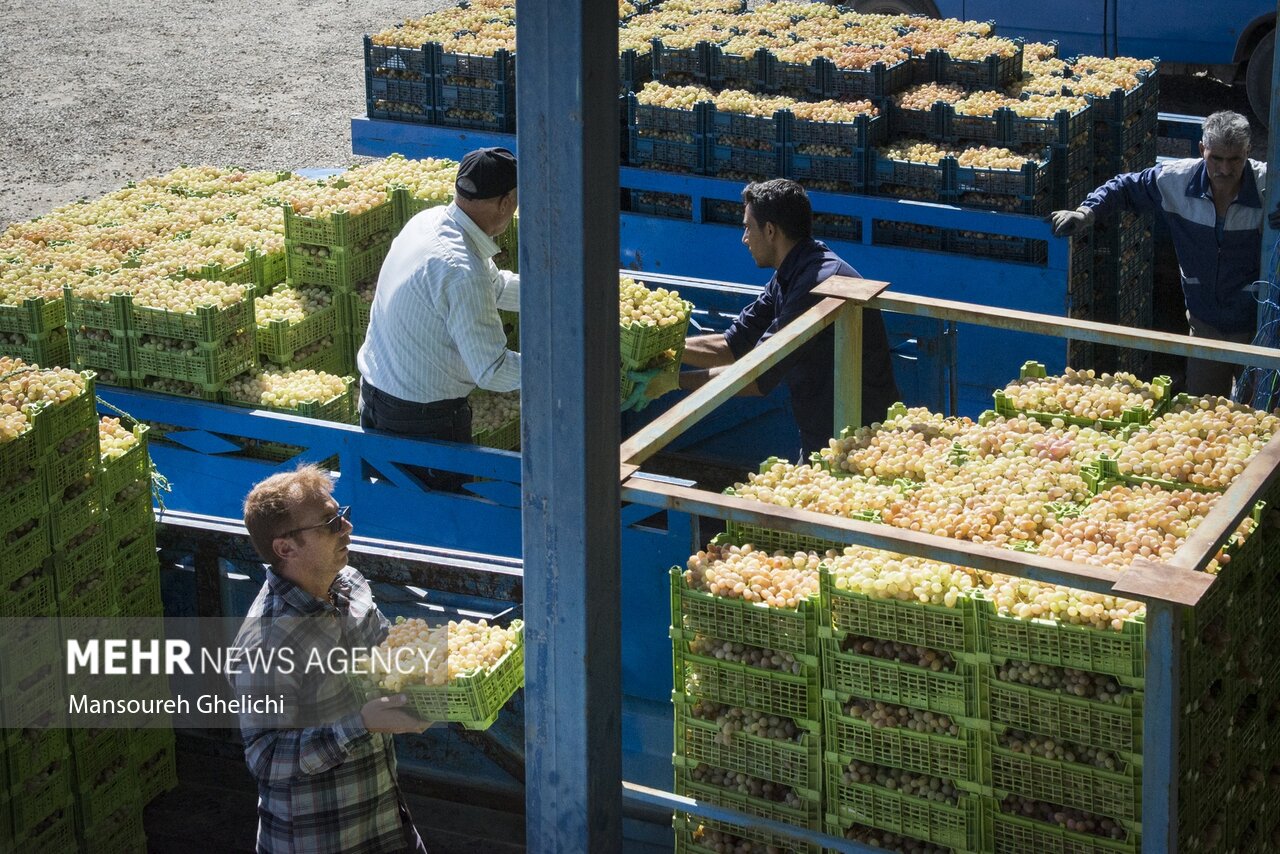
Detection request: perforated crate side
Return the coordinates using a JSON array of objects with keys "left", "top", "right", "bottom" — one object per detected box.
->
[
  {"left": 652, "top": 39, "right": 712, "bottom": 84},
  {"left": 126, "top": 285, "right": 255, "bottom": 343},
  {"left": 824, "top": 758, "right": 984, "bottom": 852},
  {"left": 76, "top": 764, "right": 140, "bottom": 830},
  {"left": 707, "top": 45, "right": 767, "bottom": 90},
  {"left": 49, "top": 474, "right": 104, "bottom": 546},
  {"left": 1077, "top": 70, "right": 1159, "bottom": 124},
  {"left": 0, "top": 470, "right": 46, "bottom": 541},
  {"left": 1005, "top": 103, "right": 1093, "bottom": 147},
  {"left": 31, "top": 370, "right": 97, "bottom": 450},
  {"left": 99, "top": 421, "right": 150, "bottom": 500},
  {"left": 257, "top": 299, "right": 342, "bottom": 362},
  {"left": 363, "top": 34, "right": 432, "bottom": 81},
  {"left": 983, "top": 800, "right": 1138, "bottom": 854},
  {"left": 619, "top": 301, "right": 691, "bottom": 369},
  {"left": 436, "top": 82, "right": 516, "bottom": 133},
  {"left": 983, "top": 665, "right": 1143, "bottom": 757},
  {"left": 824, "top": 699, "right": 985, "bottom": 787},
  {"left": 70, "top": 728, "right": 130, "bottom": 787},
  {"left": 761, "top": 54, "right": 823, "bottom": 97},
  {"left": 618, "top": 48, "right": 653, "bottom": 96},
  {"left": 944, "top": 230, "right": 1048, "bottom": 264},
  {"left": 0, "top": 328, "right": 71, "bottom": 372},
  {"left": 366, "top": 97, "right": 432, "bottom": 124},
  {"left": 708, "top": 144, "right": 785, "bottom": 181},
  {"left": 673, "top": 810, "right": 820, "bottom": 854},
  {"left": 0, "top": 570, "right": 56, "bottom": 618},
  {"left": 930, "top": 44, "right": 1024, "bottom": 90},
  {"left": 870, "top": 153, "right": 952, "bottom": 193},
  {"left": 675, "top": 770, "right": 822, "bottom": 830},
  {"left": 824, "top": 56, "right": 914, "bottom": 100},
  {"left": 674, "top": 632, "right": 820, "bottom": 722},
  {"left": 975, "top": 594, "right": 1145, "bottom": 679},
  {"left": 130, "top": 331, "right": 254, "bottom": 387},
  {"left": 286, "top": 240, "right": 393, "bottom": 293},
  {"left": 0, "top": 421, "right": 40, "bottom": 489},
  {"left": 821, "top": 639, "right": 981, "bottom": 719},
  {"left": 821, "top": 571, "right": 980, "bottom": 654},
  {"left": 674, "top": 699, "right": 821, "bottom": 793},
  {"left": 0, "top": 293, "right": 66, "bottom": 337},
  {"left": 672, "top": 567, "right": 819, "bottom": 657},
  {"left": 7, "top": 753, "right": 72, "bottom": 838},
  {"left": 629, "top": 94, "right": 711, "bottom": 137},
  {"left": 988, "top": 727, "right": 1141, "bottom": 822},
  {"left": 886, "top": 101, "right": 944, "bottom": 140},
  {"left": 787, "top": 150, "right": 867, "bottom": 193},
  {"left": 366, "top": 75, "right": 434, "bottom": 115},
  {"left": 41, "top": 426, "right": 98, "bottom": 501},
  {"left": 63, "top": 288, "right": 130, "bottom": 335}
]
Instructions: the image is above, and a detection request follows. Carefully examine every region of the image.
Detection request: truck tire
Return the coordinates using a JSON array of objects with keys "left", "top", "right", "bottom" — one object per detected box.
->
[
  {"left": 845, "top": 0, "right": 940, "bottom": 14},
  {"left": 1245, "top": 28, "right": 1274, "bottom": 128}
]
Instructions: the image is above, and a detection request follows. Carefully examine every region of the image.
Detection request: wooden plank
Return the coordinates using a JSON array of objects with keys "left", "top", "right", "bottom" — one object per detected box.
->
[
  {"left": 813, "top": 275, "right": 892, "bottom": 302},
  {"left": 620, "top": 462, "right": 640, "bottom": 481},
  {"left": 1110, "top": 559, "right": 1214, "bottom": 607},
  {"left": 833, "top": 304, "right": 863, "bottom": 438},
  {"left": 620, "top": 296, "right": 845, "bottom": 465},
  {"left": 875, "top": 292, "right": 1280, "bottom": 370}
]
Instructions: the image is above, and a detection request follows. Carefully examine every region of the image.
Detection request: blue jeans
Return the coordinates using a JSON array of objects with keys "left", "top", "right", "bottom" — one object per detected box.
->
[{"left": 359, "top": 382, "right": 472, "bottom": 493}]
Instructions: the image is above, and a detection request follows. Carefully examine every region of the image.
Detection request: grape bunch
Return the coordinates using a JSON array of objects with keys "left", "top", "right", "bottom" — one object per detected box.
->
[
  {"left": 839, "top": 760, "right": 960, "bottom": 805},
  {"left": 841, "top": 635, "right": 956, "bottom": 672},
  {"left": 361, "top": 617, "right": 523, "bottom": 693},
  {"left": 987, "top": 573, "right": 1144, "bottom": 632},
  {"left": 688, "top": 762, "right": 805, "bottom": 809},
  {"left": 688, "top": 699, "right": 805, "bottom": 744},
  {"left": 619, "top": 277, "right": 690, "bottom": 329},
  {"left": 828, "top": 548, "right": 979, "bottom": 609},
  {"left": 995, "top": 659, "right": 1133, "bottom": 704},
  {"left": 996, "top": 729, "right": 1123, "bottom": 771},
  {"left": 686, "top": 635, "right": 805, "bottom": 675},
  {"left": 255, "top": 286, "right": 333, "bottom": 325},
  {"left": 635, "top": 81, "right": 714, "bottom": 110},
  {"left": 1000, "top": 794, "right": 1128, "bottom": 840},
  {"left": 98, "top": 416, "right": 140, "bottom": 461},
  {"left": 683, "top": 542, "right": 821, "bottom": 609},
  {"left": 843, "top": 698, "right": 960, "bottom": 737},
  {"left": 1001, "top": 367, "right": 1164, "bottom": 422}
]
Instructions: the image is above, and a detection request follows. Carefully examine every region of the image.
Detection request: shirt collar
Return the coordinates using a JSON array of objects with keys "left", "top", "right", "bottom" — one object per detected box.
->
[
  {"left": 448, "top": 201, "right": 501, "bottom": 259},
  {"left": 775, "top": 238, "right": 820, "bottom": 284},
  {"left": 1186, "top": 158, "right": 1262, "bottom": 208},
  {"left": 267, "top": 567, "right": 349, "bottom": 615}
]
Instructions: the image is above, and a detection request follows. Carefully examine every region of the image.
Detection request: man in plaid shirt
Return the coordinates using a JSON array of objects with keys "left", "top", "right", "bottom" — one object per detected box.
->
[{"left": 234, "top": 464, "right": 430, "bottom": 853}]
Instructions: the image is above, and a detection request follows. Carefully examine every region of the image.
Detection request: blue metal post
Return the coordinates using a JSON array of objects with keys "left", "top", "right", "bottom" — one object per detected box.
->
[
  {"left": 1264, "top": 0, "right": 1280, "bottom": 328},
  {"left": 517, "top": 1, "right": 624, "bottom": 852},
  {"left": 1141, "top": 600, "right": 1181, "bottom": 852}
]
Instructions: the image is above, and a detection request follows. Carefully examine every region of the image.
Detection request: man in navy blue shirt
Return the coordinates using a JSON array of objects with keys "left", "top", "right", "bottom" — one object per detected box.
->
[{"left": 679, "top": 179, "right": 899, "bottom": 459}]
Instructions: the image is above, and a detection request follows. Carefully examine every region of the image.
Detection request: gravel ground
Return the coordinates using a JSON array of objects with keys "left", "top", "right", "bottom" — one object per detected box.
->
[
  {"left": 0, "top": 0, "right": 449, "bottom": 231},
  {"left": 0, "top": 1, "right": 1268, "bottom": 233}
]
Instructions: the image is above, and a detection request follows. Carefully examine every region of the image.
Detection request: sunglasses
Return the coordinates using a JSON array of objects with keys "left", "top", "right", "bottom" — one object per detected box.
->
[{"left": 281, "top": 505, "right": 351, "bottom": 538}]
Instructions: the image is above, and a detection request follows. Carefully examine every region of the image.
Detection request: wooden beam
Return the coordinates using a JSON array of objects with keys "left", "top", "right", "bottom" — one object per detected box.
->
[
  {"left": 1110, "top": 559, "right": 1214, "bottom": 608},
  {"left": 813, "top": 275, "right": 892, "bottom": 302}
]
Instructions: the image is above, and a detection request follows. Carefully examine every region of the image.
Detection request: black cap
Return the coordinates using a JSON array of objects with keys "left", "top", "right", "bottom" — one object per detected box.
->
[{"left": 455, "top": 147, "right": 518, "bottom": 200}]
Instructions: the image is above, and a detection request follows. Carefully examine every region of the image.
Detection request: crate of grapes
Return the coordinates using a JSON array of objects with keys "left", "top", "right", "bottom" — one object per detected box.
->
[
  {"left": 257, "top": 294, "right": 342, "bottom": 363},
  {"left": 821, "top": 569, "right": 981, "bottom": 657},
  {"left": 1, "top": 567, "right": 55, "bottom": 619},
  {"left": 929, "top": 42, "right": 1024, "bottom": 90},
  {"left": 673, "top": 692, "right": 821, "bottom": 793},
  {"left": 42, "top": 424, "right": 98, "bottom": 505},
  {"left": 823, "top": 55, "right": 915, "bottom": 101},
  {"left": 251, "top": 248, "right": 288, "bottom": 294},
  {"left": 49, "top": 475, "right": 103, "bottom": 546},
  {"left": 363, "top": 34, "right": 433, "bottom": 82},
  {"left": 952, "top": 153, "right": 1053, "bottom": 216},
  {"left": 618, "top": 281, "right": 692, "bottom": 370},
  {"left": 671, "top": 563, "right": 820, "bottom": 659},
  {"left": 0, "top": 292, "right": 66, "bottom": 337},
  {"left": 975, "top": 591, "right": 1146, "bottom": 681},
  {"left": 983, "top": 799, "right": 1138, "bottom": 854},
  {"left": 224, "top": 373, "right": 357, "bottom": 424},
  {"left": 8, "top": 754, "right": 72, "bottom": 838},
  {"left": 1076, "top": 69, "right": 1159, "bottom": 125},
  {"left": 823, "top": 698, "right": 986, "bottom": 787},
  {"left": 988, "top": 724, "right": 1141, "bottom": 824},
  {"left": 982, "top": 663, "right": 1143, "bottom": 758},
  {"left": 0, "top": 470, "right": 45, "bottom": 539},
  {"left": 675, "top": 766, "right": 822, "bottom": 829},
  {"left": 673, "top": 628, "right": 820, "bottom": 723},
  {"left": 124, "top": 284, "right": 255, "bottom": 344},
  {"left": 6, "top": 511, "right": 51, "bottom": 586},
  {"left": 672, "top": 811, "right": 820, "bottom": 854},
  {"left": 283, "top": 196, "right": 399, "bottom": 251},
  {"left": 821, "top": 639, "right": 982, "bottom": 720},
  {"left": 131, "top": 331, "right": 255, "bottom": 388},
  {"left": 618, "top": 47, "right": 653, "bottom": 96},
  {"left": 287, "top": 240, "right": 393, "bottom": 293},
  {"left": 0, "top": 329, "right": 70, "bottom": 372},
  {"left": 0, "top": 418, "right": 40, "bottom": 490},
  {"left": 69, "top": 327, "right": 131, "bottom": 377},
  {"left": 352, "top": 619, "right": 525, "bottom": 731},
  {"left": 99, "top": 419, "right": 150, "bottom": 502},
  {"left": 76, "top": 762, "right": 139, "bottom": 829},
  {"left": 823, "top": 756, "right": 984, "bottom": 852},
  {"left": 619, "top": 352, "right": 681, "bottom": 403},
  {"left": 3, "top": 728, "right": 67, "bottom": 789},
  {"left": 29, "top": 368, "right": 96, "bottom": 450},
  {"left": 993, "top": 360, "right": 1169, "bottom": 431}
]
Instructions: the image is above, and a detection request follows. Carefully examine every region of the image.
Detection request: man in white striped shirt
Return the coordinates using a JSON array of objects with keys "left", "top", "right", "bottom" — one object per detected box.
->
[{"left": 357, "top": 147, "right": 520, "bottom": 491}]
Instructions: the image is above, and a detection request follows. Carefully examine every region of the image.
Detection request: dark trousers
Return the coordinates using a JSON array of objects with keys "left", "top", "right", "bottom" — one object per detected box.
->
[{"left": 359, "top": 381, "right": 472, "bottom": 493}]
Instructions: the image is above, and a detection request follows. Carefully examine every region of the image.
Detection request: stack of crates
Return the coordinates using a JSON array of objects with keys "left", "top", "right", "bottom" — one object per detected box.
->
[
  {"left": 363, "top": 37, "right": 516, "bottom": 133},
  {"left": 820, "top": 573, "right": 986, "bottom": 853},
  {"left": 65, "top": 289, "right": 132, "bottom": 389},
  {"left": 0, "top": 295, "right": 69, "bottom": 370},
  {"left": 670, "top": 562, "right": 823, "bottom": 854},
  {"left": 71, "top": 728, "right": 143, "bottom": 853},
  {"left": 127, "top": 283, "right": 257, "bottom": 401},
  {"left": 285, "top": 198, "right": 399, "bottom": 375},
  {"left": 707, "top": 105, "right": 787, "bottom": 184},
  {"left": 626, "top": 93, "right": 710, "bottom": 175},
  {"left": 1085, "top": 70, "right": 1159, "bottom": 377}
]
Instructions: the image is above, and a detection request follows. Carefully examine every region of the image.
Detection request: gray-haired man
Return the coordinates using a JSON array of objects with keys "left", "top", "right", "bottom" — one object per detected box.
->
[{"left": 1050, "top": 110, "right": 1270, "bottom": 395}]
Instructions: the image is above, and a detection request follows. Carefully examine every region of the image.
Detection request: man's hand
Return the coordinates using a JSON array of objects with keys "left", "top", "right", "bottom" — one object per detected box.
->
[
  {"left": 1269, "top": 202, "right": 1280, "bottom": 230},
  {"left": 361, "top": 694, "right": 429, "bottom": 734},
  {"left": 1049, "top": 206, "right": 1095, "bottom": 237},
  {"left": 621, "top": 366, "right": 663, "bottom": 412}
]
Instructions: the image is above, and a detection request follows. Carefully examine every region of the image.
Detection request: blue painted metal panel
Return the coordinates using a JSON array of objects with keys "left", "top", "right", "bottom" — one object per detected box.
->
[{"left": 1141, "top": 600, "right": 1180, "bottom": 853}]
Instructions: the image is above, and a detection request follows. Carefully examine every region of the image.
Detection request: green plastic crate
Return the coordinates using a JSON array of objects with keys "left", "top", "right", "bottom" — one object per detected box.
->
[
  {"left": 0, "top": 293, "right": 66, "bottom": 336},
  {"left": 619, "top": 300, "right": 693, "bottom": 371},
  {"left": 3, "top": 729, "right": 68, "bottom": 791},
  {"left": 721, "top": 519, "right": 852, "bottom": 556},
  {"left": 76, "top": 762, "right": 140, "bottom": 829},
  {"left": 70, "top": 728, "right": 130, "bottom": 788},
  {"left": 57, "top": 563, "right": 120, "bottom": 618},
  {"left": 341, "top": 290, "right": 375, "bottom": 336},
  {"left": 119, "top": 576, "right": 163, "bottom": 618},
  {"left": 286, "top": 239, "right": 392, "bottom": 292},
  {"left": 823, "top": 756, "right": 983, "bottom": 851},
  {"left": 823, "top": 699, "right": 985, "bottom": 787},
  {"left": 49, "top": 475, "right": 104, "bottom": 546},
  {"left": 673, "top": 629, "right": 820, "bottom": 723},
  {"left": 135, "top": 740, "right": 177, "bottom": 804},
  {"left": 1082, "top": 452, "right": 1224, "bottom": 495},
  {"left": 177, "top": 255, "right": 256, "bottom": 287},
  {"left": 983, "top": 666, "right": 1143, "bottom": 757},
  {"left": 115, "top": 524, "right": 158, "bottom": 572},
  {"left": 130, "top": 330, "right": 255, "bottom": 387},
  {"left": 672, "top": 810, "right": 819, "bottom": 854},
  {"left": 392, "top": 186, "right": 450, "bottom": 227},
  {"left": 263, "top": 343, "right": 350, "bottom": 378},
  {"left": 353, "top": 621, "right": 524, "bottom": 731},
  {"left": 0, "top": 569, "right": 56, "bottom": 618},
  {"left": 8, "top": 754, "right": 72, "bottom": 838},
  {"left": 14, "top": 808, "right": 76, "bottom": 854},
  {"left": 252, "top": 249, "right": 288, "bottom": 292},
  {"left": 988, "top": 728, "right": 1141, "bottom": 823},
  {"left": 224, "top": 374, "right": 357, "bottom": 424},
  {"left": 99, "top": 420, "right": 150, "bottom": 501},
  {"left": 31, "top": 370, "right": 97, "bottom": 449},
  {"left": 82, "top": 804, "right": 148, "bottom": 854},
  {"left": 257, "top": 297, "right": 342, "bottom": 362},
  {"left": 821, "top": 638, "right": 981, "bottom": 719},
  {"left": 1, "top": 328, "right": 71, "bottom": 371},
  {"left": 0, "top": 616, "right": 60, "bottom": 686},
  {"left": 1, "top": 664, "right": 60, "bottom": 730},
  {"left": 41, "top": 427, "right": 99, "bottom": 500},
  {"left": 675, "top": 771, "right": 822, "bottom": 830},
  {"left": 993, "top": 361, "right": 1169, "bottom": 431},
  {"left": 135, "top": 375, "right": 222, "bottom": 400},
  {"left": 673, "top": 693, "right": 821, "bottom": 792},
  {"left": 472, "top": 414, "right": 520, "bottom": 450},
  {"left": 0, "top": 473, "right": 46, "bottom": 539},
  {"left": 63, "top": 288, "right": 130, "bottom": 334},
  {"left": 4, "top": 514, "right": 52, "bottom": 588},
  {"left": 984, "top": 801, "right": 1138, "bottom": 854},
  {"left": 68, "top": 330, "right": 132, "bottom": 378},
  {"left": 673, "top": 752, "right": 820, "bottom": 804},
  {"left": 975, "top": 591, "right": 1145, "bottom": 680},
  {"left": 671, "top": 566, "right": 820, "bottom": 658},
  {"left": 821, "top": 570, "right": 980, "bottom": 656},
  {"left": 620, "top": 351, "right": 682, "bottom": 401},
  {"left": 126, "top": 285, "right": 255, "bottom": 344},
  {"left": 53, "top": 523, "right": 110, "bottom": 592},
  {"left": 108, "top": 490, "right": 154, "bottom": 542},
  {"left": 283, "top": 197, "right": 398, "bottom": 248},
  {"left": 0, "top": 422, "right": 40, "bottom": 488}
]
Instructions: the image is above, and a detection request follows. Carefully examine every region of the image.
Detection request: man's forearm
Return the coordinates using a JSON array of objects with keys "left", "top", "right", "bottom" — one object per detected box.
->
[
  {"left": 682, "top": 333, "right": 735, "bottom": 368},
  {"left": 679, "top": 365, "right": 761, "bottom": 396}
]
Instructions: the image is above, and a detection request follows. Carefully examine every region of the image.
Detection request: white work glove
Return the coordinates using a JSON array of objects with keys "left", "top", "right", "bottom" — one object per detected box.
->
[{"left": 1049, "top": 206, "right": 1095, "bottom": 237}]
